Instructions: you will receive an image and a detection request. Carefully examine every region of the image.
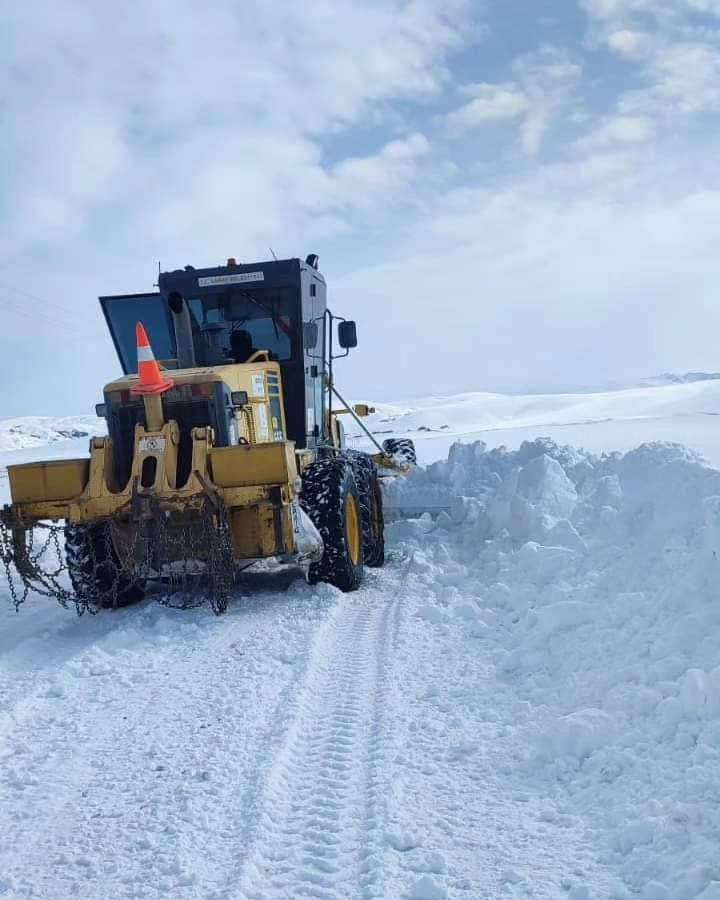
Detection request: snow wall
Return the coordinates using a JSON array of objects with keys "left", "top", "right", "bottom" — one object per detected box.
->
[{"left": 384, "top": 437, "right": 720, "bottom": 900}]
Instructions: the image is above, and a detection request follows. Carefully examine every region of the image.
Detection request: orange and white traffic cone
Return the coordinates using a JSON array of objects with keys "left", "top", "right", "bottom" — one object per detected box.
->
[{"left": 131, "top": 322, "right": 175, "bottom": 395}]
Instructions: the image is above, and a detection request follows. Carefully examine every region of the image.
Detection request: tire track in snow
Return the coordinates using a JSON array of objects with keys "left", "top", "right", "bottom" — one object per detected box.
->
[
  {"left": 238, "top": 588, "right": 399, "bottom": 900},
  {"left": 0, "top": 586, "right": 338, "bottom": 898}
]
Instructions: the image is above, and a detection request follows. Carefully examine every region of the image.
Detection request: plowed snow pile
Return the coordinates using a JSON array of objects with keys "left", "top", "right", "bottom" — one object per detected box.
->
[{"left": 385, "top": 437, "right": 720, "bottom": 899}]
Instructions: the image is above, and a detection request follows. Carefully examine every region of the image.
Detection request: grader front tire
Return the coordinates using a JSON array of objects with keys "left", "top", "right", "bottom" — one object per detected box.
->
[{"left": 65, "top": 523, "right": 145, "bottom": 609}]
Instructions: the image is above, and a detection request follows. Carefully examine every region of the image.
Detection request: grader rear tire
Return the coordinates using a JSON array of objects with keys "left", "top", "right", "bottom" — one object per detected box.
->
[
  {"left": 300, "top": 457, "right": 364, "bottom": 592},
  {"left": 346, "top": 450, "right": 385, "bottom": 568},
  {"left": 365, "top": 472, "right": 385, "bottom": 568},
  {"left": 65, "top": 523, "right": 145, "bottom": 609}
]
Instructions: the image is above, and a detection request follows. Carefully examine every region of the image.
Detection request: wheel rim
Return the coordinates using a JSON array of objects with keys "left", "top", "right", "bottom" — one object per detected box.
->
[{"left": 346, "top": 494, "right": 361, "bottom": 566}]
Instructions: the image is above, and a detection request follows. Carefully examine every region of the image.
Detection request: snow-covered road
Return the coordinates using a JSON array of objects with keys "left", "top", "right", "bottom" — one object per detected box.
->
[
  {"left": 0, "top": 577, "right": 349, "bottom": 897},
  {"left": 239, "top": 584, "right": 400, "bottom": 898},
  {"left": 0, "top": 559, "right": 621, "bottom": 899}
]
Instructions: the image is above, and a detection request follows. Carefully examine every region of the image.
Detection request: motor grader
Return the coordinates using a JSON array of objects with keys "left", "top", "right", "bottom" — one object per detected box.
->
[{"left": 0, "top": 254, "right": 415, "bottom": 614}]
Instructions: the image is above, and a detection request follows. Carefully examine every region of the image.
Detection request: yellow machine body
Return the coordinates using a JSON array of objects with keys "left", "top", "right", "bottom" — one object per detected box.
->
[
  {"left": 0, "top": 255, "right": 413, "bottom": 612},
  {"left": 5, "top": 359, "right": 317, "bottom": 567}
]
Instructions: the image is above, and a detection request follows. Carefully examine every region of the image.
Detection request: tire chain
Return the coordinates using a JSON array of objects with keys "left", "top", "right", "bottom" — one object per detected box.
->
[{"left": 0, "top": 499, "right": 234, "bottom": 616}]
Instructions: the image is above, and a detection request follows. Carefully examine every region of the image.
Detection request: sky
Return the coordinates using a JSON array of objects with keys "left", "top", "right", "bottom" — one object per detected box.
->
[{"left": 2, "top": 0, "right": 720, "bottom": 417}]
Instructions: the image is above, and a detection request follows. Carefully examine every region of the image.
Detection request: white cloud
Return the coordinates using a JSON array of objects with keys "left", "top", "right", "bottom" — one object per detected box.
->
[
  {"left": 445, "top": 48, "right": 582, "bottom": 155},
  {"left": 581, "top": 0, "right": 663, "bottom": 17},
  {"left": 687, "top": 0, "right": 720, "bottom": 10},
  {"left": 445, "top": 84, "right": 529, "bottom": 132},
  {"left": 614, "top": 116, "right": 654, "bottom": 141},
  {"left": 642, "top": 41, "right": 720, "bottom": 112},
  {"left": 581, "top": 0, "right": 720, "bottom": 19},
  {"left": 606, "top": 28, "right": 654, "bottom": 57},
  {"left": 582, "top": 0, "right": 720, "bottom": 148},
  {"left": 0, "top": 0, "right": 473, "bottom": 264},
  {"left": 578, "top": 113, "right": 655, "bottom": 147},
  {"left": 305, "top": 133, "right": 434, "bottom": 214},
  {"left": 608, "top": 38, "right": 720, "bottom": 122},
  {"left": 513, "top": 48, "right": 583, "bottom": 156}
]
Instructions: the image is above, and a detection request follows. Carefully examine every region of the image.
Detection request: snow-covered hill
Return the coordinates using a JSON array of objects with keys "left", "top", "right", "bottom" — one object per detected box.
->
[
  {"left": 639, "top": 371, "right": 720, "bottom": 387},
  {"left": 576, "top": 371, "right": 720, "bottom": 392},
  {"left": 0, "top": 416, "right": 104, "bottom": 452},
  {"left": 350, "top": 378, "right": 720, "bottom": 467},
  {"left": 1, "top": 384, "right": 720, "bottom": 898}
]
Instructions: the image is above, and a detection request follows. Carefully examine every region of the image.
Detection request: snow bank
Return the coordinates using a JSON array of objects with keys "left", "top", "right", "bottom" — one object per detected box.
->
[{"left": 386, "top": 437, "right": 720, "bottom": 900}]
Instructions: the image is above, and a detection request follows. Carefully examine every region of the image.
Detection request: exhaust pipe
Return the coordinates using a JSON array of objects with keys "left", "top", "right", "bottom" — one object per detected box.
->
[{"left": 167, "top": 291, "right": 197, "bottom": 369}]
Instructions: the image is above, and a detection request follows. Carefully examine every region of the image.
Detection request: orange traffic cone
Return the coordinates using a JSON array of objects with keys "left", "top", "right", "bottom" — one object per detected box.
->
[{"left": 130, "top": 322, "right": 175, "bottom": 395}]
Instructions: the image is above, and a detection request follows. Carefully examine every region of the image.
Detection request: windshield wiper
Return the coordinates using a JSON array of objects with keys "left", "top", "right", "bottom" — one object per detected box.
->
[{"left": 238, "top": 290, "right": 291, "bottom": 339}]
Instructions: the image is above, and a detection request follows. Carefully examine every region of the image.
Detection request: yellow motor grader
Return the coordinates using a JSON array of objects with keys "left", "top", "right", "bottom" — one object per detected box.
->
[{"left": 0, "top": 255, "right": 416, "bottom": 613}]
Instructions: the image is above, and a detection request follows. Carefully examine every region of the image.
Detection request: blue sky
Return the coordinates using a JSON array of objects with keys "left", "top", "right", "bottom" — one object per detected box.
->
[{"left": 2, "top": 0, "right": 720, "bottom": 416}]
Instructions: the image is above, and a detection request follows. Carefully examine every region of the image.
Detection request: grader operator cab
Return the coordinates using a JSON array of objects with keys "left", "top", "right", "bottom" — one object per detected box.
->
[{"left": 0, "top": 255, "right": 415, "bottom": 614}]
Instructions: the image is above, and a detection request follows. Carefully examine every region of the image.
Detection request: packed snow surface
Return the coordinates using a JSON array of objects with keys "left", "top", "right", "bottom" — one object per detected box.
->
[{"left": 1, "top": 385, "right": 720, "bottom": 898}]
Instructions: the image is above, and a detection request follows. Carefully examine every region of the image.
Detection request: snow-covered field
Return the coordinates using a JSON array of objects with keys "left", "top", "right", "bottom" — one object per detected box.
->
[
  {"left": 352, "top": 378, "right": 720, "bottom": 468},
  {"left": 1, "top": 382, "right": 720, "bottom": 899},
  {"left": 0, "top": 416, "right": 104, "bottom": 452}
]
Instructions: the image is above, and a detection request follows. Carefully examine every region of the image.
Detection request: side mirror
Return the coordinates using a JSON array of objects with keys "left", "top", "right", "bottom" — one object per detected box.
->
[{"left": 338, "top": 320, "right": 357, "bottom": 349}]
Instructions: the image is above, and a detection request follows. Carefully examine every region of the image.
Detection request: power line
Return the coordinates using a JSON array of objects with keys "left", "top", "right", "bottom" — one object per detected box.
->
[
  {"left": 0, "top": 282, "right": 88, "bottom": 321},
  {"left": 0, "top": 294, "right": 97, "bottom": 336}
]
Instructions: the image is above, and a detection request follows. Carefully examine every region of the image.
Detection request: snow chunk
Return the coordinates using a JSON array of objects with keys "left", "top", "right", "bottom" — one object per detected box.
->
[
  {"left": 591, "top": 474, "right": 623, "bottom": 508},
  {"left": 679, "top": 667, "right": 720, "bottom": 718},
  {"left": 538, "top": 708, "right": 617, "bottom": 762},
  {"left": 385, "top": 830, "right": 422, "bottom": 852},
  {"left": 640, "top": 882, "right": 670, "bottom": 900},
  {"left": 543, "top": 518, "right": 587, "bottom": 553},
  {"left": 532, "top": 600, "right": 594, "bottom": 637},
  {"left": 516, "top": 453, "right": 578, "bottom": 519},
  {"left": 488, "top": 454, "right": 578, "bottom": 542},
  {"left": 567, "top": 887, "right": 591, "bottom": 900},
  {"left": 409, "top": 875, "right": 447, "bottom": 900},
  {"left": 501, "top": 867, "right": 524, "bottom": 884},
  {"left": 409, "top": 851, "right": 447, "bottom": 874},
  {"left": 514, "top": 542, "right": 577, "bottom": 586},
  {"left": 416, "top": 605, "right": 450, "bottom": 626}
]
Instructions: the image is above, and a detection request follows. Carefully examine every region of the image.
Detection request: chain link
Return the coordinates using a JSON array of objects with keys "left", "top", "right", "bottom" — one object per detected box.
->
[{"left": 0, "top": 498, "right": 235, "bottom": 616}]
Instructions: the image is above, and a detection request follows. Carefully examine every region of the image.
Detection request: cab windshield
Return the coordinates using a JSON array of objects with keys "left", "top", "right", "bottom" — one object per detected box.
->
[
  {"left": 188, "top": 287, "right": 295, "bottom": 365},
  {"left": 100, "top": 286, "right": 298, "bottom": 374}
]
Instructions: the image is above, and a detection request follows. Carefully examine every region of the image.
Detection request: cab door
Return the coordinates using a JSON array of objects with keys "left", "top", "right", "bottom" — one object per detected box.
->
[{"left": 301, "top": 273, "right": 326, "bottom": 446}]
